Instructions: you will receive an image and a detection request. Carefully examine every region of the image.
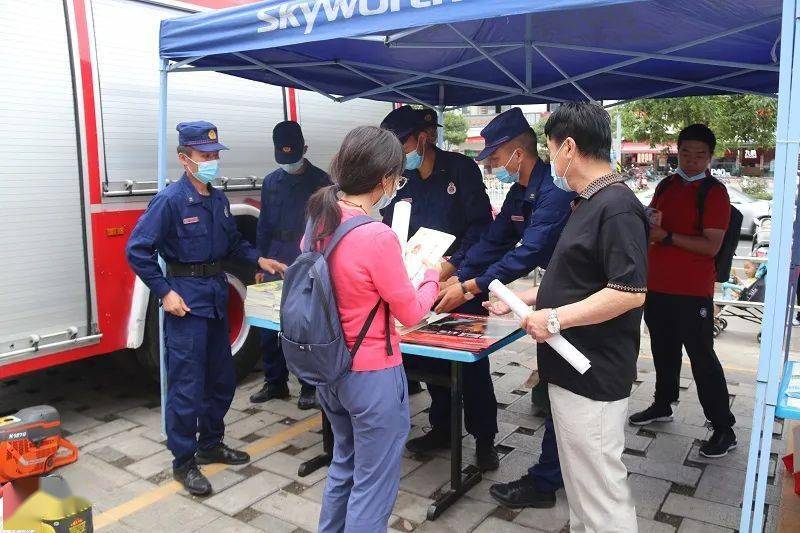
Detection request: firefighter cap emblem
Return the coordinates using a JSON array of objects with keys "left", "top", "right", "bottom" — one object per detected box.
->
[
  {"left": 282, "top": 146, "right": 292, "bottom": 153},
  {"left": 208, "top": 129, "right": 217, "bottom": 140}
]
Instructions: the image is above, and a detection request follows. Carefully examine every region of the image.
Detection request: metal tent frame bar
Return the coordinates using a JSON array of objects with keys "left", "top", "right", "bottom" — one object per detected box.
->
[{"left": 157, "top": 6, "right": 798, "bottom": 531}]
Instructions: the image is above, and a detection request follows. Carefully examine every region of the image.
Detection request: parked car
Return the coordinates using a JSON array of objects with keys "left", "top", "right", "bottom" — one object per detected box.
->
[{"left": 635, "top": 184, "right": 770, "bottom": 236}]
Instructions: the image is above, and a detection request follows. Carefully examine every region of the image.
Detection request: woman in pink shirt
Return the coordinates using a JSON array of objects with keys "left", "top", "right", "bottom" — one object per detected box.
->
[{"left": 306, "top": 126, "right": 440, "bottom": 533}]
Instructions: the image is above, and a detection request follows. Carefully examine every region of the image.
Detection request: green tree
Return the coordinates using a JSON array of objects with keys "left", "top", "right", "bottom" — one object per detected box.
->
[
  {"left": 611, "top": 95, "right": 776, "bottom": 154},
  {"left": 444, "top": 112, "right": 469, "bottom": 147}
]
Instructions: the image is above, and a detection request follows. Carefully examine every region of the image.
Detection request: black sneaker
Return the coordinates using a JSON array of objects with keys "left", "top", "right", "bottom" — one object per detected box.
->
[
  {"left": 476, "top": 438, "right": 500, "bottom": 472},
  {"left": 628, "top": 403, "right": 673, "bottom": 426},
  {"left": 699, "top": 427, "right": 737, "bottom": 458},
  {"left": 489, "top": 475, "right": 556, "bottom": 509},
  {"left": 196, "top": 443, "right": 250, "bottom": 465},
  {"left": 249, "top": 382, "right": 290, "bottom": 403},
  {"left": 408, "top": 380, "right": 424, "bottom": 395},
  {"left": 173, "top": 461, "right": 212, "bottom": 496},
  {"left": 406, "top": 429, "right": 449, "bottom": 454},
  {"left": 298, "top": 385, "right": 319, "bottom": 410}
]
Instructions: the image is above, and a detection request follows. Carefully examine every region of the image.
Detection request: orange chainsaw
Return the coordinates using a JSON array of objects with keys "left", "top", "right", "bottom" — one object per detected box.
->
[{"left": 0, "top": 405, "right": 78, "bottom": 483}]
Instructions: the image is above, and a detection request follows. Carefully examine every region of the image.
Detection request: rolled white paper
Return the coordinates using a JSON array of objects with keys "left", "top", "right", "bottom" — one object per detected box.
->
[
  {"left": 391, "top": 200, "right": 412, "bottom": 252},
  {"left": 488, "top": 279, "right": 592, "bottom": 375}
]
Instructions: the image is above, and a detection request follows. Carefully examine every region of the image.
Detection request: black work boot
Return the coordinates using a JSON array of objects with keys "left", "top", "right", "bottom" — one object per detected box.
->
[
  {"left": 490, "top": 475, "right": 556, "bottom": 509},
  {"left": 250, "top": 382, "right": 290, "bottom": 403},
  {"left": 196, "top": 443, "right": 250, "bottom": 465},
  {"left": 173, "top": 461, "right": 212, "bottom": 496},
  {"left": 406, "top": 429, "right": 449, "bottom": 454},
  {"left": 297, "top": 385, "right": 319, "bottom": 410},
  {"left": 700, "top": 427, "right": 737, "bottom": 458},
  {"left": 476, "top": 438, "right": 500, "bottom": 472}
]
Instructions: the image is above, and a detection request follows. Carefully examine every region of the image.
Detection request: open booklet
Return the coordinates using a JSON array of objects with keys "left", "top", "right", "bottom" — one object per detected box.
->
[
  {"left": 400, "top": 313, "right": 521, "bottom": 353},
  {"left": 403, "top": 227, "right": 455, "bottom": 288}
]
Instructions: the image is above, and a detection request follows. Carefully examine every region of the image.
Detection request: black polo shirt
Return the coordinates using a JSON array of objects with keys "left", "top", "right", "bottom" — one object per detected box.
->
[{"left": 536, "top": 173, "right": 648, "bottom": 401}]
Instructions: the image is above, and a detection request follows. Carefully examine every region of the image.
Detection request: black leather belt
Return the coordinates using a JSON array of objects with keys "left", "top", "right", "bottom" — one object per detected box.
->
[{"left": 166, "top": 261, "right": 222, "bottom": 277}]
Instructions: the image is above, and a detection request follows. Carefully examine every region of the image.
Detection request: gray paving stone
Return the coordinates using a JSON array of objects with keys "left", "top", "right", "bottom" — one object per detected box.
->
[
  {"left": 466, "top": 477, "right": 507, "bottom": 505},
  {"left": 497, "top": 409, "right": 546, "bottom": 430},
  {"left": 67, "top": 418, "right": 137, "bottom": 448},
  {"left": 223, "top": 408, "right": 248, "bottom": 425},
  {"left": 501, "top": 429, "right": 544, "bottom": 455},
  {"left": 644, "top": 420, "right": 710, "bottom": 440},
  {"left": 247, "top": 512, "right": 298, "bottom": 533},
  {"left": 687, "top": 444, "right": 748, "bottom": 472},
  {"left": 661, "top": 493, "right": 740, "bottom": 529},
  {"left": 628, "top": 474, "right": 671, "bottom": 519},
  {"left": 694, "top": 465, "right": 747, "bottom": 506},
  {"left": 513, "top": 489, "right": 569, "bottom": 531},
  {"left": 90, "top": 445, "right": 128, "bottom": 463},
  {"left": 414, "top": 496, "right": 495, "bottom": 533},
  {"left": 106, "top": 434, "right": 164, "bottom": 461},
  {"left": 484, "top": 448, "right": 538, "bottom": 483},
  {"left": 464, "top": 421, "right": 518, "bottom": 450},
  {"left": 187, "top": 468, "right": 246, "bottom": 496},
  {"left": 118, "top": 406, "right": 163, "bottom": 432},
  {"left": 623, "top": 454, "right": 702, "bottom": 486},
  {"left": 300, "top": 479, "right": 327, "bottom": 503},
  {"left": 401, "top": 455, "right": 424, "bottom": 478},
  {"left": 202, "top": 515, "right": 263, "bottom": 532},
  {"left": 120, "top": 494, "right": 223, "bottom": 531},
  {"left": 58, "top": 453, "right": 139, "bottom": 511},
  {"left": 505, "top": 393, "right": 538, "bottom": 415},
  {"left": 81, "top": 396, "right": 150, "bottom": 420},
  {"left": 204, "top": 470, "right": 291, "bottom": 516},
  {"left": 252, "top": 490, "right": 322, "bottom": 532},
  {"left": 400, "top": 457, "right": 450, "bottom": 497},
  {"left": 254, "top": 451, "right": 329, "bottom": 485},
  {"left": 625, "top": 432, "right": 653, "bottom": 453},
  {"left": 393, "top": 490, "right": 434, "bottom": 523},
  {"left": 647, "top": 433, "right": 695, "bottom": 464},
  {"left": 60, "top": 410, "right": 104, "bottom": 434},
  {"left": 493, "top": 371, "right": 533, "bottom": 394},
  {"left": 473, "top": 516, "right": 533, "bottom": 533},
  {"left": 260, "top": 398, "right": 314, "bottom": 420},
  {"left": 125, "top": 448, "right": 173, "bottom": 479},
  {"left": 638, "top": 517, "right": 677, "bottom": 533},
  {"left": 678, "top": 518, "right": 734, "bottom": 533},
  {"left": 226, "top": 411, "right": 286, "bottom": 440}
]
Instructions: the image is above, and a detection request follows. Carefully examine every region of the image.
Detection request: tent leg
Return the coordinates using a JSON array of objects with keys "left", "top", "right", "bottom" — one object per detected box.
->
[
  {"left": 158, "top": 58, "right": 169, "bottom": 439},
  {"left": 740, "top": 0, "right": 800, "bottom": 530},
  {"left": 437, "top": 83, "right": 445, "bottom": 148}
]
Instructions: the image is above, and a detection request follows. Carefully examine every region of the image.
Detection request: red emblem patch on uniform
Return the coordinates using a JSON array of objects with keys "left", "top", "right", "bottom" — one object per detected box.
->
[
  {"left": 511, "top": 215, "right": 524, "bottom": 222},
  {"left": 183, "top": 216, "right": 199, "bottom": 224}
]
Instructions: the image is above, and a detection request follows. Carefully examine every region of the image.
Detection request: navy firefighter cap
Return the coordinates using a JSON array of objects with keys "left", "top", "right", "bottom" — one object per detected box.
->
[
  {"left": 273, "top": 121, "right": 305, "bottom": 164},
  {"left": 380, "top": 105, "right": 425, "bottom": 142},
  {"left": 476, "top": 107, "right": 531, "bottom": 161},
  {"left": 417, "top": 107, "right": 442, "bottom": 128},
  {"left": 176, "top": 121, "right": 228, "bottom": 152}
]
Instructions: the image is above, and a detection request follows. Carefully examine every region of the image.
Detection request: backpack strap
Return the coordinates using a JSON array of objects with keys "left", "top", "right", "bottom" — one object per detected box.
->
[
  {"left": 323, "top": 215, "right": 377, "bottom": 259},
  {"left": 695, "top": 176, "right": 722, "bottom": 231},
  {"left": 350, "top": 300, "right": 394, "bottom": 358}
]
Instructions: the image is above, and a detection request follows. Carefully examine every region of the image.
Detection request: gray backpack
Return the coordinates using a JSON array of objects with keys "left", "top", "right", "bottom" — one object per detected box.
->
[{"left": 280, "top": 215, "right": 392, "bottom": 386}]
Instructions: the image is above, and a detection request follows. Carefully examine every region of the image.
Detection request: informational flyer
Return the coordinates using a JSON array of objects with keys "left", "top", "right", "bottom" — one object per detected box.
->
[{"left": 404, "top": 227, "right": 455, "bottom": 288}]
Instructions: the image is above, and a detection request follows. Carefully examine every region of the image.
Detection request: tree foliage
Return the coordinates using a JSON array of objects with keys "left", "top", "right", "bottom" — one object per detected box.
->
[
  {"left": 612, "top": 95, "right": 777, "bottom": 154},
  {"left": 444, "top": 112, "right": 469, "bottom": 147}
]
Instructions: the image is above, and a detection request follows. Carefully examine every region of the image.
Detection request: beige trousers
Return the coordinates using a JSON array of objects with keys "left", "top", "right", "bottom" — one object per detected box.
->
[{"left": 549, "top": 384, "right": 637, "bottom": 533}]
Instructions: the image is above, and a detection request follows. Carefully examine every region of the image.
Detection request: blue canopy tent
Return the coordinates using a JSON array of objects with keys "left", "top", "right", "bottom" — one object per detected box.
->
[{"left": 157, "top": 1, "right": 799, "bottom": 530}]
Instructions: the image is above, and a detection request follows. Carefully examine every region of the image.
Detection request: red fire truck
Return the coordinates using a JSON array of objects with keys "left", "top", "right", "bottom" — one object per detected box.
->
[{"left": 1, "top": 0, "right": 391, "bottom": 380}]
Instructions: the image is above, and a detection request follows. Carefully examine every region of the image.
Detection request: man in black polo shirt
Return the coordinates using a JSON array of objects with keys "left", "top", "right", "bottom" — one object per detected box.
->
[{"left": 489, "top": 103, "right": 647, "bottom": 530}]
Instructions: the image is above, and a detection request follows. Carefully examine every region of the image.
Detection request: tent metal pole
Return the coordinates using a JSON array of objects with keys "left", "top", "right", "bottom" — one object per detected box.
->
[
  {"left": 157, "top": 58, "right": 169, "bottom": 438},
  {"left": 338, "top": 46, "right": 521, "bottom": 102},
  {"left": 740, "top": 1, "right": 800, "bottom": 530},
  {"left": 338, "top": 63, "right": 429, "bottom": 107},
  {"left": 525, "top": 14, "right": 533, "bottom": 89},
  {"left": 605, "top": 70, "right": 755, "bottom": 107},
  {"left": 459, "top": 90, "right": 568, "bottom": 109},
  {"left": 531, "top": 17, "right": 780, "bottom": 94},
  {"left": 168, "top": 55, "right": 205, "bottom": 70},
  {"left": 385, "top": 24, "right": 435, "bottom": 44},
  {"left": 609, "top": 70, "right": 775, "bottom": 97},
  {"left": 446, "top": 24, "right": 528, "bottom": 91},
  {"left": 532, "top": 44, "right": 595, "bottom": 101},
  {"left": 437, "top": 83, "right": 445, "bottom": 148},
  {"left": 232, "top": 52, "right": 339, "bottom": 103}
]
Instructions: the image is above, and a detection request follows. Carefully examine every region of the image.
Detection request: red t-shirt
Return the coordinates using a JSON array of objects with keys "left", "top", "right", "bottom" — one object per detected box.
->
[{"left": 647, "top": 175, "right": 730, "bottom": 297}]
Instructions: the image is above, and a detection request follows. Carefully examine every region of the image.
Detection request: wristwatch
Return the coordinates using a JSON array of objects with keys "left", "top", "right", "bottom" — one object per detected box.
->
[
  {"left": 461, "top": 282, "right": 475, "bottom": 301},
  {"left": 546, "top": 309, "right": 561, "bottom": 335},
  {"left": 661, "top": 231, "right": 674, "bottom": 246}
]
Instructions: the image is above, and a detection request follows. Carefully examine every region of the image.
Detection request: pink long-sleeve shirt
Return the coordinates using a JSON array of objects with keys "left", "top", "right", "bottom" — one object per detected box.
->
[{"left": 324, "top": 206, "right": 440, "bottom": 371}]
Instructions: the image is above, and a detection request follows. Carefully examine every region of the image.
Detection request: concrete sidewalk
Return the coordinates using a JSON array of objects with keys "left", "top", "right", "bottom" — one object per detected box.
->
[{"left": 1, "top": 312, "right": 792, "bottom": 532}]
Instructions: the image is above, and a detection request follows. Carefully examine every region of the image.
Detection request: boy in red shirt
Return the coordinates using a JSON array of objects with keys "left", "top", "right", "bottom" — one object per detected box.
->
[{"left": 629, "top": 124, "right": 737, "bottom": 458}]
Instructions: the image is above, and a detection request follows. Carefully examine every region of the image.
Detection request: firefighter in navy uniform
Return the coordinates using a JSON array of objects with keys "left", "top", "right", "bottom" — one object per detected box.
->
[
  {"left": 379, "top": 105, "right": 499, "bottom": 471},
  {"left": 126, "top": 121, "right": 275, "bottom": 496},
  {"left": 249, "top": 121, "right": 331, "bottom": 408}
]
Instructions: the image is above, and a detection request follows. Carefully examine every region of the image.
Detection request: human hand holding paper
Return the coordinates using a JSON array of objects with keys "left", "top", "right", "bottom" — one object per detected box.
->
[{"left": 488, "top": 280, "right": 591, "bottom": 375}]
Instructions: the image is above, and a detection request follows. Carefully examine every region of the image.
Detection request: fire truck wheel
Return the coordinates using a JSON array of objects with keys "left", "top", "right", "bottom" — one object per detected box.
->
[{"left": 136, "top": 264, "right": 261, "bottom": 383}]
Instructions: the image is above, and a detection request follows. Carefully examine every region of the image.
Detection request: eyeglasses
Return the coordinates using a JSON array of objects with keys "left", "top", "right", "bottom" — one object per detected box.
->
[{"left": 397, "top": 176, "right": 408, "bottom": 190}]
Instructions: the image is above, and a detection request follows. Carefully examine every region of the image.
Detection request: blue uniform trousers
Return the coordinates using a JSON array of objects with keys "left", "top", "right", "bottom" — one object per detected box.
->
[
  {"left": 260, "top": 329, "right": 309, "bottom": 387},
  {"left": 404, "top": 297, "right": 498, "bottom": 440},
  {"left": 164, "top": 312, "right": 235, "bottom": 468},
  {"left": 317, "top": 365, "right": 410, "bottom": 533},
  {"left": 528, "top": 417, "right": 563, "bottom": 492}
]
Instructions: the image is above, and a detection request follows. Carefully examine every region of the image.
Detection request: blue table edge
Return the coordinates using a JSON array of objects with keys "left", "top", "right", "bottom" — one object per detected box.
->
[
  {"left": 246, "top": 316, "right": 526, "bottom": 363},
  {"left": 776, "top": 359, "right": 800, "bottom": 420}
]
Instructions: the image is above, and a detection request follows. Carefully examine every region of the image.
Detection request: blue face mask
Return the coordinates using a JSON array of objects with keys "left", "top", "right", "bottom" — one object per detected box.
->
[
  {"left": 404, "top": 138, "right": 424, "bottom": 171},
  {"left": 280, "top": 159, "right": 305, "bottom": 174},
  {"left": 550, "top": 142, "right": 573, "bottom": 192},
  {"left": 373, "top": 179, "right": 398, "bottom": 211},
  {"left": 188, "top": 157, "right": 219, "bottom": 184},
  {"left": 676, "top": 167, "right": 706, "bottom": 182},
  {"left": 495, "top": 150, "right": 521, "bottom": 184}
]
